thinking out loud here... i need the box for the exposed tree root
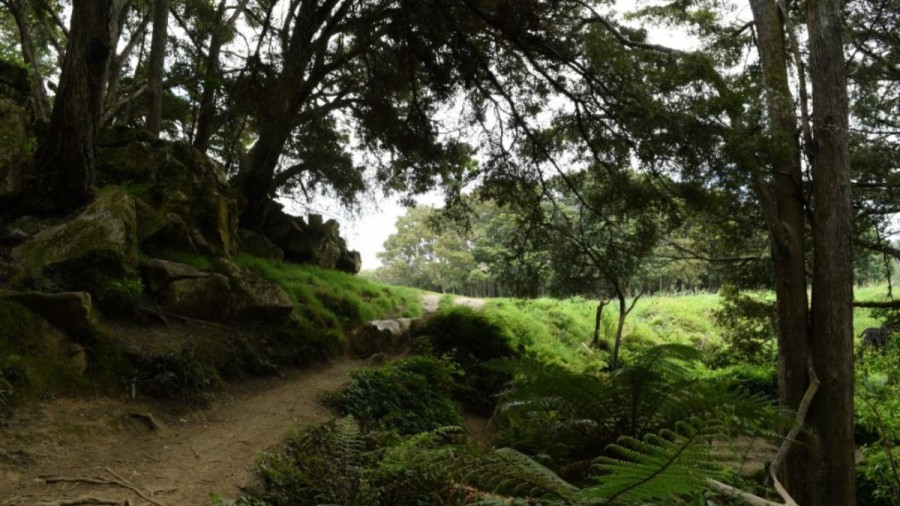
[37,497,131,506]
[40,468,167,506]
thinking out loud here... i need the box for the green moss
[157,249,214,270]
[0,299,92,403]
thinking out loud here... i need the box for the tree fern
[492,345,787,474]
[581,417,731,504]
[256,416,378,506]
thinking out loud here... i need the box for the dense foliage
[326,356,461,435]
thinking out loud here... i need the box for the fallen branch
[706,479,783,506]
[768,359,820,505]
[706,359,820,506]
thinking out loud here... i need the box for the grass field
[459,283,896,369]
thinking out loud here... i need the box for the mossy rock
[158,273,232,320]
[0,298,90,401]
[96,136,238,257]
[11,186,138,291]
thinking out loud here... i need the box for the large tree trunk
[807,0,856,501]
[233,116,296,228]
[747,0,812,500]
[146,0,169,138]
[27,0,120,213]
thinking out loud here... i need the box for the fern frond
[582,417,729,504]
[401,441,580,503]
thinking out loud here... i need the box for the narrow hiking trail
[0,293,487,506]
[0,359,363,506]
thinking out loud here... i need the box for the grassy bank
[465,284,894,369]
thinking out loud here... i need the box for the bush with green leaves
[711,286,777,365]
[855,339,900,504]
[96,277,144,316]
[422,306,518,413]
[326,356,461,434]
[125,348,220,405]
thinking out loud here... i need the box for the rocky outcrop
[237,229,284,261]
[11,186,138,290]
[211,259,293,320]
[144,258,210,294]
[95,131,238,257]
[349,318,416,356]
[258,202,362,274]
[0,61,32,203]
[147,258,293,322]
[2,291,94,337]
[159,274,232,321]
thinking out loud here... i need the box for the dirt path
[0,293,491,506]
[0,358,363,506]
[420,293,486,313]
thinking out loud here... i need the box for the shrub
[125,348,219,405]
[422,306,518,413]
[326,356,461,435]
[96,277,144,316]
[703,363,779,400]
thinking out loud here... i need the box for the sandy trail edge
[0,358,362,506]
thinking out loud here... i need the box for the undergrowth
[422,306,519,413]
[325,356,461,434]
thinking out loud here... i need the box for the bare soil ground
[0,358,362,506]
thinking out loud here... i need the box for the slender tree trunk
[193,0,249,153]
[807,0,856,501]
[747,0,812,499]
[7,0,51,122]
[591,300,608,347]
[146,0,169,138]
[611,293,626,370]
[610,290,643,370]
[26,0,120,213]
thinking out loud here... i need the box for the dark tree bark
[146,0,169,138]
[192,0,249,153]
[591,299,609,348]
[610,286,641,371]
[807,0,856,501]
[4,0,51,122]
[26,0,120,213]
[746,0,812,499]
